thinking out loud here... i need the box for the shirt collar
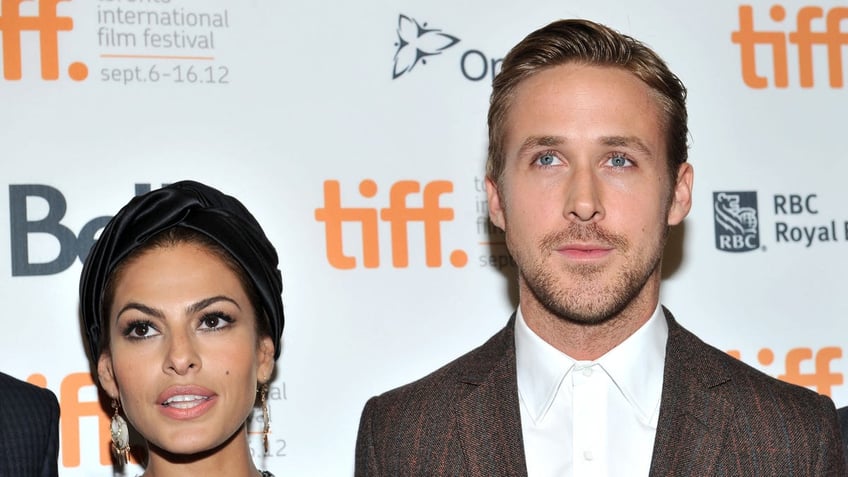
[514,305,668,424]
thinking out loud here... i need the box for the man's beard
[517,222,666,325]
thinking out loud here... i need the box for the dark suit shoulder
[356,321,517,476]
[0,372,60,477]
[653,312,844,475]
[670,318,830,405]
[368,321,512,408]
[839,406,848,436]
[0,372,59,416]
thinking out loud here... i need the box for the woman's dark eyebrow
[115,303,163,323]
[187,295,241,314]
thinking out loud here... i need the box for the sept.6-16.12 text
[100,64,230,85]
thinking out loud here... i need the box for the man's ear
[97,352,119,398]
[667,163,693,226]
[486,176,506,231]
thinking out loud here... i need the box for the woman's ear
[97,352,119,398]
[257,336,275,383]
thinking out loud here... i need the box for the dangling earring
[259,383,270,454]
[110,398,130,465]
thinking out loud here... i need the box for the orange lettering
[0,0,75,80]
[790,7,825,87]
[381,180,454,267]
[734,4,848,89]
[788,7,848,88]
[26,372,48,387]
[732,5,788,88]
[60,372,111,467]
[779,346,843,396]
[316,179,464,269]
[824,8,848,87]
[314,180,380,269]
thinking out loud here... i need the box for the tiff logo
[731,5,848,88]
[314,179,468,269]
[0,0,87,80]
[728,346,843,396]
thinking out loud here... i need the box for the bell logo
[0,0,88,80]
[314,179,468,269]
[731,5,848,88]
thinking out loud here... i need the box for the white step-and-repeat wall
[2,0,845,475]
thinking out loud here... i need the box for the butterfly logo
[392,14,460,79]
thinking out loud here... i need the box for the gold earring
[259,383,270,454]
[110,398,130,465]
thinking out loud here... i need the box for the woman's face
[97,242,275,456]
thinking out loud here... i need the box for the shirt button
[583,450,594,461]
[582,367,593,377]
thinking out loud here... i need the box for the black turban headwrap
[79,180,284,361]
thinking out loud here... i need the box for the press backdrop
[2,0,846,475]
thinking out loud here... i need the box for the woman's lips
[157,386,217,420]
[162,394,210,409]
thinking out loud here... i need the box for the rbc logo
[714,191,760,252]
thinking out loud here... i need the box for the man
[354,19,846,476]
[840,406,848,464]
[0,372,60,477]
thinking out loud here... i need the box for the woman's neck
[141,428,260,477]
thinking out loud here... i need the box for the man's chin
[545,302,623,326]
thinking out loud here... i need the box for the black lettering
[460,50,487,81]
[774,195,787,214]
[775,222,788,242]
[9,185,77,276]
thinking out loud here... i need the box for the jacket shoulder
[355,321,517,476]
[673,321,830,405]
[368,321,513,410]
[0,372,59,414]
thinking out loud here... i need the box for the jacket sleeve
[39,387,61,477]
[815,394,847,477]
[354,396,380,477]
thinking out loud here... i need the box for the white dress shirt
[514,305,668,477]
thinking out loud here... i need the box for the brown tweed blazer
[838,406,848,468]
[355,309,846,476]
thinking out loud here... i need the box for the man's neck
[519,279,661,361]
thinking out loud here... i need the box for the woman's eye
[202,316,220,329]
[124,321,158,339]
[199,313,233,331]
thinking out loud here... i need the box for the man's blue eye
[610,155,629,167]
[538,153,557,166]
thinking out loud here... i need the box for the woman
[79,180,284,477]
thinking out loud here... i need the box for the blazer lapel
[649,309,735,476]
[455,317,529,477]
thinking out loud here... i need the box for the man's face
[487,63,692,325]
